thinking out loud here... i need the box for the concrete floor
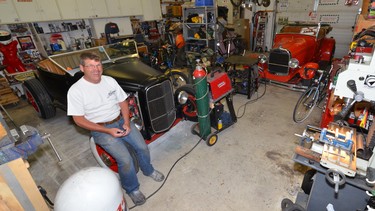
[4,84,322,210]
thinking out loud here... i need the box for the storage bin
[195,0,214,6]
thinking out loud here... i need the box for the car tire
[174,84,198,122]
[23,78,56,119]
[301,169,316,194]
[89,137,139,174]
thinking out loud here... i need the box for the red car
[257,23,336,89]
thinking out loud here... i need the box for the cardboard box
[354,14,375,34]
[166,5,182,17]
[137,45,148,54]
[93,38,107,47]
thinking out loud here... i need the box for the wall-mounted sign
[17,36,35,51]
[319,14,340,23]
[319,0,339,5]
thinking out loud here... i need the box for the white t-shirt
[67,75,128,123]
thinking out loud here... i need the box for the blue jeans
[91,117,154,193]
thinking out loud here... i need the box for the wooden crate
[0,158,49,211]
[0,78,9,89]
[0,76,19,106]
[0,93,19,106]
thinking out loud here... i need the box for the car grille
[268,48,290,75]
[146,80,176,133]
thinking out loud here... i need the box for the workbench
[224,55,258,99]
[293,149,372,210]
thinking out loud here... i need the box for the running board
[262,79,308,92]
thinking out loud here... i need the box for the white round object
[54,167,126,211]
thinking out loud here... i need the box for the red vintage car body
[258,23,336,87]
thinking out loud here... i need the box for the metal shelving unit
[182,5,217,55]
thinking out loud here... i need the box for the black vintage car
[23,40,194,142]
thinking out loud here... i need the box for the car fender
[298,62,319,79]
[319,37,336,61]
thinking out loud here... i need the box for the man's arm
[119,100,131,135]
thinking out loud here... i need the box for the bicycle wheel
[293,87,319,123]
[317,76,329,106]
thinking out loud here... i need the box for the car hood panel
[274,35,317,63]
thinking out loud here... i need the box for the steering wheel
[325,168,346,193]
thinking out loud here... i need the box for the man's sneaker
[149,170,165,182]
[128,190,146,206]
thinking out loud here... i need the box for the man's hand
[108,127,127,137]
[122,123,131,136]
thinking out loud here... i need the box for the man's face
[80,59,103,84]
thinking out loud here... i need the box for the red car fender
[319,37,336,61]
[257,62,267,78]
[299,62,318,79]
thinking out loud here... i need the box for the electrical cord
[236,80,267,119]
[129,132,204,210]
[129,102,213,209]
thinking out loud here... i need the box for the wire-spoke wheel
[293,87,319,123]
[168,70,191,93]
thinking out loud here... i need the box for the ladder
[252,13,268,52]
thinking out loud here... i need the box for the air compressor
[192,61,237,146]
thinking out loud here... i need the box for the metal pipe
[356,133,364,156]
[42,133,62,162]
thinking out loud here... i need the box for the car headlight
[258,54,267,64]
[177,91,189,104]
[131,116,143,131]
[288,58,299,68]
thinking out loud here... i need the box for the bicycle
[216,18,246,64]
[292,65,333,123]
[161,43,192,91]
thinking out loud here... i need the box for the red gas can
[207,71,233,101]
